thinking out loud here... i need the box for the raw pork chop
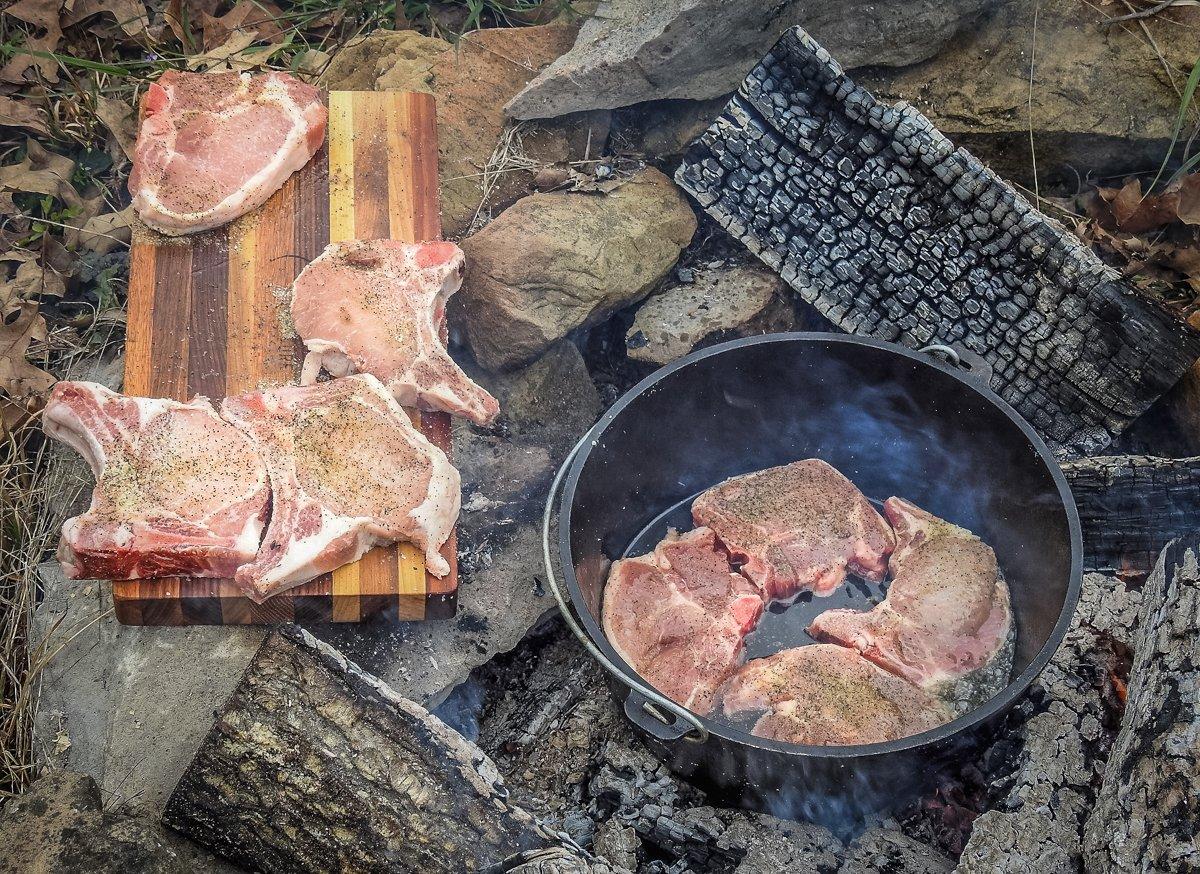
[43,381,269,580]
[721,645,951,745]
[602,527,764,714]
[692,459,895,601]
[221,374,459,602]
[808,498,1012,688]
[130,70,326,235]
[291,240,499,425]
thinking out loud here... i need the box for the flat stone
[458,167,697,371]
[324,25,610,237]
[0,771,236,873]
[32,564,266,816]
[857,0,1198,184]
[506,0,993,119]
[625,263,795,366]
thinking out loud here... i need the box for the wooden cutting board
[116,91,457,625]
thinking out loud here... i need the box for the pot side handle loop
[918,343,995,390]
[542,428,710,745]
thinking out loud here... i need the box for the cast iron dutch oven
[543,333,1082,825]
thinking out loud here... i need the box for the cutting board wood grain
[116,91,457,625]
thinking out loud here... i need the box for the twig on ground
[1105,0,1184,24]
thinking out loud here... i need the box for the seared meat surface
[602,527,764,715]
[292,240,499,425]
[692,459,894,600]
[808,497,1012,688]
[130,70,326,235]
[721,644,951,745]
[43,382,269,580]
[221,375,459,602]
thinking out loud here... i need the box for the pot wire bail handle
[918,343,995,389]
[542,428,710,744]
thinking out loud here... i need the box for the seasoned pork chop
[692,459,895,601]
[220,375,459,602]
[292,240,499,425]
[43,381,269,580]
[130,70,326,235]
[721,645,951,745]
[602,527,764,715]
[808,498,1012,688]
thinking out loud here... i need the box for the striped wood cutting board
[116,91,457,625]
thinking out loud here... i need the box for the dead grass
[0,426,76,799]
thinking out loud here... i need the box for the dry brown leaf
[62,0,150,37]
[1178,174,1200,226]
[77,207,133,254]
[291,48,330,81]
[200,0,285,52]
[0,139,77,203]
[186,30,259,71]
[0,95,48,135]
[1106,178,1180,234]
[1,140,107,247]
[95,96,137,160]
[0,301,55,432]
[0,251,66,314]
[0,0,64,84]
[165,0,223,52]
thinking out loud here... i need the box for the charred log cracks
[1082,537,1200,871]
[162,627,606,874]
[960,532,1200,872]
[676,27,1200,456]
[1061,454,1200,575]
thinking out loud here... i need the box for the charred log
[676,27,1200,456]
[1061,454,1200,575]
[473,625,958,872]
[955,570,1142,872]
[162,627,600,874]
[1082,536,1200,871]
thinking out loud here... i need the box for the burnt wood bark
[676,26,1200,456]
[955,571,1142,872]
[1061,455,1200,574]
[1082,536,1200,872]
[162,627,601,874]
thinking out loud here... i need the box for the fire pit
[546,333,1081,824]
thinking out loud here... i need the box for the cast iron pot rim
[557,331,1084,759]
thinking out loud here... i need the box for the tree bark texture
[162,627,600,873]
[1082,537,1200,872]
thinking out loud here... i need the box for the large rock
[505,0,995,119]
[857,0,1197,185]
[625,263,795,366]
[32,565,265,816]
[0,771,235,874]
[323,25,610,237]
[458,168,697,371]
